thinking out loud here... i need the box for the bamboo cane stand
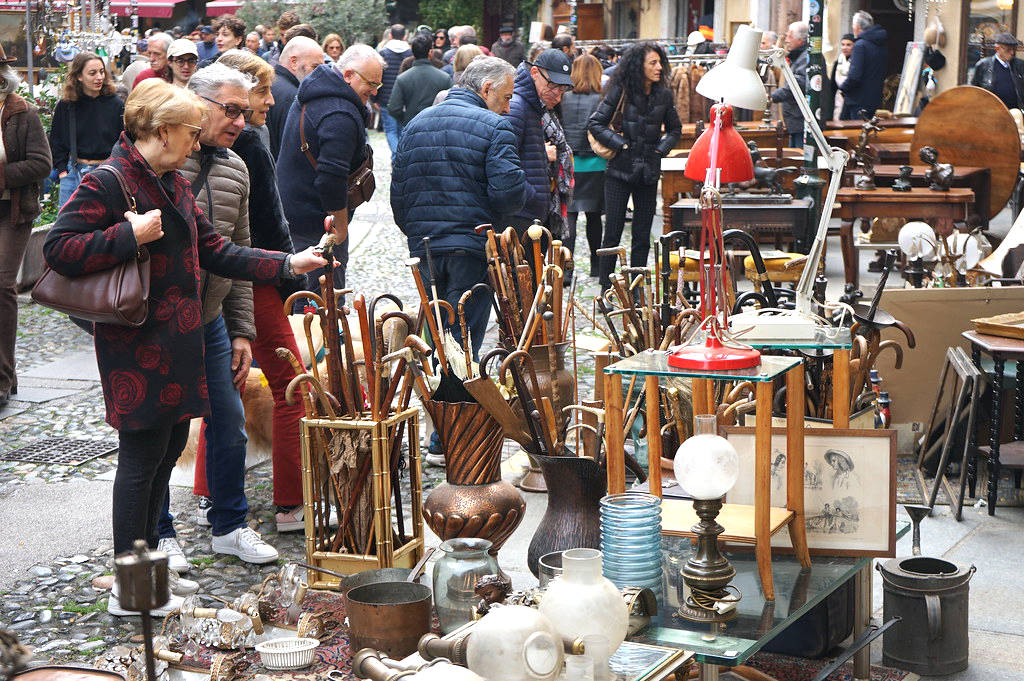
[300,406,424,589]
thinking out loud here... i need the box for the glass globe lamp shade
[673,415,739,500]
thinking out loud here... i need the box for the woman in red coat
[42,79,326,616]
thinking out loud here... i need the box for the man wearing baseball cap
[505,48,573,231]
[970,32,1024,110]
[197,25,218,62]
[166,38,199,87]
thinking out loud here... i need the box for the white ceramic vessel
[537,548,628,653]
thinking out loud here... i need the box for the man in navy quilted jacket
[391,56,526,358]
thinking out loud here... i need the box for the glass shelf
[713,325,852,351]
[632,522,910,666]
[605,350,800,382]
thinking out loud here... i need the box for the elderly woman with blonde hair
[176,49,314,541]
[0,58,52,409]
[42,78,327,617]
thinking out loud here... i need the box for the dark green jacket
[388,59,453,126]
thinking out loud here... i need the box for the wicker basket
[254,637,320,670]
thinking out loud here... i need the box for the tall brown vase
[421,400,525,558]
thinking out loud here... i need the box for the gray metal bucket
[879,556,976,676]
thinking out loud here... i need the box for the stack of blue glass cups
[599,492,663,591]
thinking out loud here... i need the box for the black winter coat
[840,24,888,116]
[277,65,368,250]
[505,64,550,223]
[587,81,681,185]
[970,55,1024,109]
[267,64,299,160]
[771,44,809,136]
[233,126,303,302]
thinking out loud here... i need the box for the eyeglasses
[180,122,202,144]
[171,55,198,65]
[538,69,572,93]
[200,95,253,122]
[353,70,383,90]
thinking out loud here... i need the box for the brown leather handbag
[299,104,376,210]
[31,165,151,327]
[587,89,626,161]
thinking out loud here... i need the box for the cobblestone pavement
[0,130,628,662]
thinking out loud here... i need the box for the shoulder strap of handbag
[299,104,318,169]
[610,87,626,131]
[193,152,215,193]
[93,164,136,213]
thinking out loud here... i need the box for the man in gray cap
[491,24,524,66]
[505,48,573,231]
[971,32,1024,110]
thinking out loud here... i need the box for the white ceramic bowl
[254,636,320,670]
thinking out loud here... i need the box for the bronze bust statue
[919,146,954,191]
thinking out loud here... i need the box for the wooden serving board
[972,311,1024,339]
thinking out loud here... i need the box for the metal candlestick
[113,539,169,681]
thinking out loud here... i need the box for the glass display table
[603,352,810,601]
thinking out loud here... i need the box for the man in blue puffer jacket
[391,56,525,358]
[505,48,573,232]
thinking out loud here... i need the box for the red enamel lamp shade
[684,103,754,184]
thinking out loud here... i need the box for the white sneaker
[158,537,190,573]
[211,527,279,564]
[196,497,212,527]
[107,584,185,617]
[275,505,338,533]
[425,452,446,467]
[168,569,199,596]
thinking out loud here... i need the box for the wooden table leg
[605,372,626,495]
[988,356,1004,516]
[786,363,811,568]
[839,219,858,288]
[833,348,851,428]
[968,346,982,498]
[755,380,775,601]
[693,378,712,417]
[645,375,663,497]
[853,562,872,681]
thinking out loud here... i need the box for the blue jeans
[416,249,490,359]
[379,108,402,154]
[158,315,248,539]
[58,161,102,207]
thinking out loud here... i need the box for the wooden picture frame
[722,427,897,557]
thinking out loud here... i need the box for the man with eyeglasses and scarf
[505,48,574,237]
[277,44,384,302]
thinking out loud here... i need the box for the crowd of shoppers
[20,9,911,620]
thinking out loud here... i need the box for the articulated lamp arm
[767,47,850,314]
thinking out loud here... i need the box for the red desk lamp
[667,99,760,370]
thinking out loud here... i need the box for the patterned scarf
[542,109,574,239]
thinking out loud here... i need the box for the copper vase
[422,400,525,557]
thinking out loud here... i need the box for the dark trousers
[114,420,190,554]
[0,215,29,395]
[417,250,490,359]
[788,132,803,148]
[567,211,603,263]
[840,102,875,120]
[598,176,659,287]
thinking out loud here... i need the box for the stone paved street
[0,130,608,662]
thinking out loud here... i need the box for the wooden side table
[843,165,992,227]
[836,187,974,288]
[670,198,814,253]
[962,330,1024,516]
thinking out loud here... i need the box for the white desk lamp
[694,26,851,339]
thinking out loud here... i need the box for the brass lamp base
[676,594,739,623]
[675,497,741,624]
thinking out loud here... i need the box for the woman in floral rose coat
[42,80,326,616]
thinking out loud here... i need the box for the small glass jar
[432,538,498,634]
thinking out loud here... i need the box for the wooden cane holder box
[299,406,424,589]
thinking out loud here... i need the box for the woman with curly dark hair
[588,41,680,288]
[49,52,123,206]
